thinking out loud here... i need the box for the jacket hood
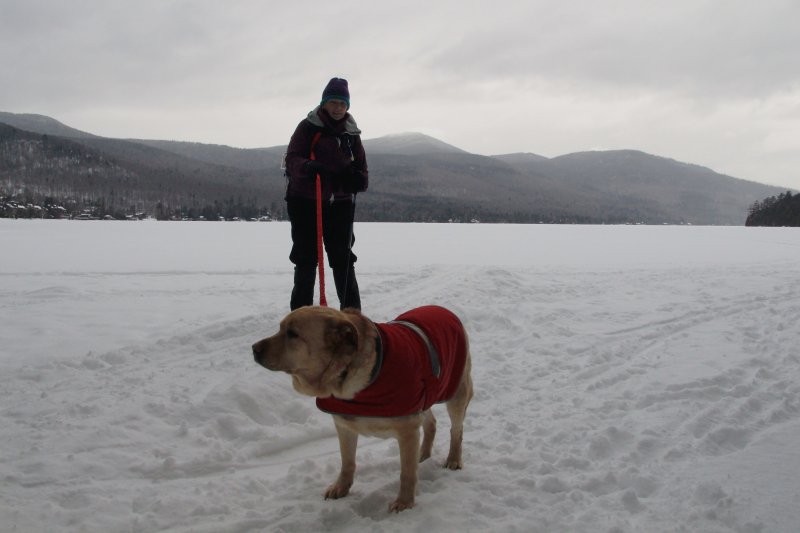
[307,106,361,135]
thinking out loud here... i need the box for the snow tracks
[2,262,799,532]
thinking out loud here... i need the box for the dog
[252,305,473,512]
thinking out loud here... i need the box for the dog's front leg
[389,423,421,512]
[325,421,358,500]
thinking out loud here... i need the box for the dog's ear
[325,318,358,356]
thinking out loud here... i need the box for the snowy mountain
[363,132,468,155]
[0,111,98,139]
[0,111,788,224]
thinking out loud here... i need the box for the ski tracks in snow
[2,263,800,532]
[455,264,800,532]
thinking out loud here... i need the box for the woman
[284,77,369,310]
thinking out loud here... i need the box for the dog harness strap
[367,323,384,387]
[388,320,441,378]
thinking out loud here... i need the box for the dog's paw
[388,498,415,513]
[443,458,463,470]
[324,483,351,500]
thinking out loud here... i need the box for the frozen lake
[1,219,799,532]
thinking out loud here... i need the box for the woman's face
[323,99,348,120]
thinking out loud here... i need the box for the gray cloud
[427,1,800,98]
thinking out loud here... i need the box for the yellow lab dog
[252,305,473,512]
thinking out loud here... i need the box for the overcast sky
[2,0,799,189]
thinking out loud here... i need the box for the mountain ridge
[0,112,99,140]
[0,111,790,224]
[362,132,468,155]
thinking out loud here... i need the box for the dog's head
[252,306,361,398]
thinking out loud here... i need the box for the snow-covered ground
[1,219,799,532]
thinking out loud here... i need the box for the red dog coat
[316,306,468,417]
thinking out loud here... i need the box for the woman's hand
[303,160,331,179]
[338,165,368,193]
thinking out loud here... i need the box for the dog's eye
[286,329,299,340]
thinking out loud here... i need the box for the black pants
[287,197,361,310]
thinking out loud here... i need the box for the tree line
[745,191,800,227]
[1,187,277,221]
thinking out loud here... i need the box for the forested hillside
[1,123,283,220]
[1,113,790,224]
[746,191,800,226]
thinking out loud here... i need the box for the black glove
[348,169,368,193]
[338,165,368,193]
[303,160,330,179]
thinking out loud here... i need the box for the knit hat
[320,77,350,109]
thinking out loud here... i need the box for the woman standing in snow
[283,77,369,310]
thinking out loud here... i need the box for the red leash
[310,132,327,307]
[315,173,327,307]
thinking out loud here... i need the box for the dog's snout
[252,341,263,364]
